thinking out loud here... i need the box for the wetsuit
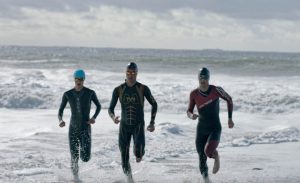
[187,85,232,176]
[58,87,101,173]
[108,81,157,175]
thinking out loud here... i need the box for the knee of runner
[204,146,215,158]
[120,145,129,151]
[205,140,219,158]
[205,150,213,158]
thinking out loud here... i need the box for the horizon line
[1,44,300,54]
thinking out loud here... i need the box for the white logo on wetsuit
[123,94,139,104]
[198,99,213,109]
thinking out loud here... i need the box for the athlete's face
[74,78,84,88]
[199,78,209,88]
[126,69,137,83]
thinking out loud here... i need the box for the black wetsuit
[58,87,101,169]
[108,82,157,175]
[187,85,233,176]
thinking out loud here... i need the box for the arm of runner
[58,93,68,127]
[144,86,157,129]
[90,90,101,122]
[108,87,120,124]
[59,121,65,127]
[228,118,234,128]
[187,111,199,120]
[87,118,95,124]
[187,91,198,120]
[216,86,234,127]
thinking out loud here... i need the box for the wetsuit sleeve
[144,86,157,125]
[187,91,196,117]
[91,91,101,119]
[108,87,119,120]
[58,92,68,121]
[215,86,233,119]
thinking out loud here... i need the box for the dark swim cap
[127,62,138,71]
[198,67,210,80]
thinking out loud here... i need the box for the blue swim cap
[74,69,85,80]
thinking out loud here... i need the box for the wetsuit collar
[199,85,209,92]
[198,85,211,96]
[74,86,85,92]
[125,80,137,87]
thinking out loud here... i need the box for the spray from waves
[146,122,300,160]
[224,76,300,114]
[0,67,299,115]
[1,46,300,112]
[0,68,124,109]
[226,127,300,147]
[233,89,300,114]
[0,69,68,109]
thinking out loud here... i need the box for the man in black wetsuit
[187,67,234,183]
[108,62,157,180]
[58,69,101,178]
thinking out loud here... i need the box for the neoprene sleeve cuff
[228,111,232,119]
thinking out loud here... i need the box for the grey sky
[1,0,300,52]
[2,0,300,20]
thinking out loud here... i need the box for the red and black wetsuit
[187,85,233,175]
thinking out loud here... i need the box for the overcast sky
[1,0,300,52]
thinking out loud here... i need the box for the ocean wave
[1,46,300,113]
[1,46,300,75]
[0,70,61,109]
[233,93,300,114]
[157,122,184,136]
[0,59,51,64]
[14,168,53,176]
[0,68,300,115]
[228,127,300,147]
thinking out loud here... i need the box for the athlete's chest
[67,91,91,104]
[122,87,140,105]
[194,89,219,110]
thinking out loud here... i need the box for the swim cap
[74,69,85,80]
[198,67,210,80]
[127,62,138,71]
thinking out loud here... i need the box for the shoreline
[0,109,299,182]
